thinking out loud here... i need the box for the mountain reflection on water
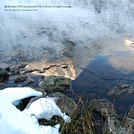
[0,0,134,114]
[72,54,134,114]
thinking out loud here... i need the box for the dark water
[72,55,134,114]
[1,0,134,115]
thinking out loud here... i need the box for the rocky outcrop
[16,63,27,69]
[10,63,27,75]
[90,99,134,133]
[25,92,76,115]
[0,68,9,81]
[90,99,117,118]
[106,114,134,134]
[108,83,134,98]
[40,75,71,92]
[128,106,134,119]
[48,92,77,114]
[14,74,27,83]
[10,67,20,75]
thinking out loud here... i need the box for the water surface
[1,0,134,114]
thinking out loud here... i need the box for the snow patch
[0,87,71,134]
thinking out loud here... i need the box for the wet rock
[106,115,134,134]
[38,70,45,73]
[90,99,134,133]
[107,83,134,98]
[90,99,116,118]
[128,107,134,119]
[48,92,77,114]
[14,74,27,83]
[40,75,71,92]
[22,69,34,74]
[0,68,9,81]
[63,49,74,57]
[0,83,4,89]
[62,40,76,47]
[38,76,46,86]
[10,67,20,75]
[26,92,76,115]
[34,69,45,73]
[62,40,76,51]
[9,63,27,75]
[26,77,34,84]
[5,67,10,72]
[17,63,27,68]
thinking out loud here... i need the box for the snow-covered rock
[23,97,71,123]
[0,87,71,134]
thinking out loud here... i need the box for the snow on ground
[0,87,70,134]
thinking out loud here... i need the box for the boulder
[14,74,27,83]
[90,99,116,118]
[48,92,77,114]
[10,67,20,75]
[0,68,9,81]
[90,99,134,133]
[25,92,76,115]
[40,75,71,92]
[108,83,134,98]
